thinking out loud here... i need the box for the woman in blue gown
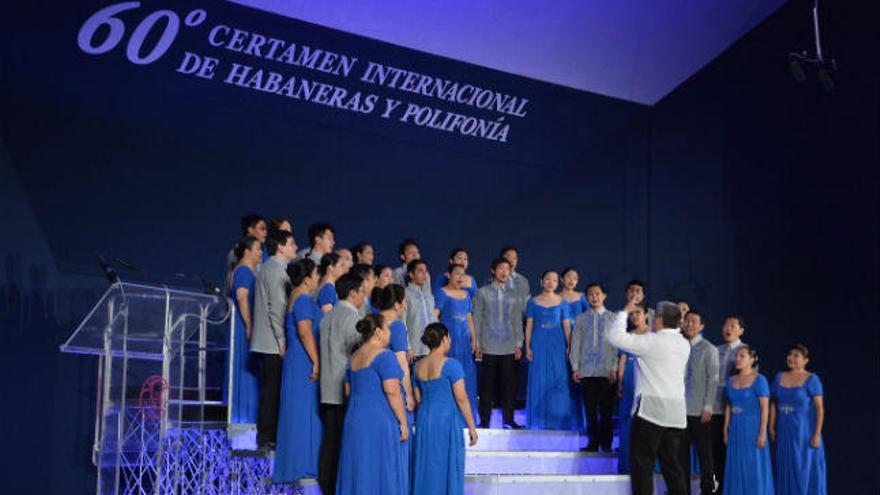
[434,264,478,415]
[412,322,478,495]
[371,265,394,314]
[559,268,588,327]
[434,249,478,299]
[336,314,409,495]
[273,259,322,483]
[615,303,651,473]
[317,252,344,313]
[227,236,261,424]
[377,284,416,481]
[770,345,826,495]
[524,270,580,430]
[723,345,774,495]
[351,241,375,266]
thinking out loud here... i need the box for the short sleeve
[754,374,770,397]
[232,266,255,291]
[560,300,571,321]
[579,294,588,313]
[389,320,408,352]
[525,298,537,319]
[434,288,447,311]
[444,358,465,383]
[293,295,317,323]
[467,295,474,313]
[806,374,824,397]
[375,350,404,381]
[771,372,782,397]
[344,365,351,385]
[318,284,337,307]
[466,280,478,299]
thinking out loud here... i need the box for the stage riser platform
[291,476,693,494]
[466,451,617,475]
[231,423,599,454]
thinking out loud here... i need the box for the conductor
[607,300,691,495]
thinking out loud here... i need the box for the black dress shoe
[503,422,524,430]
[478,422,490,429]
[580,444,599,452]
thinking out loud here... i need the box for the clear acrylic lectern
[60,281,232,495]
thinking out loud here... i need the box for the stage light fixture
[788,58,807,83]
[787,0,837,92]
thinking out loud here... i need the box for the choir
[226,214,827,495]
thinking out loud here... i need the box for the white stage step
[294,475,691,494]
[467,427,585,452]
[466,450,617,475]
[233,422,594,453]
[227,410,703,494]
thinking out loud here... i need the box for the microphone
[114,257,142,272]
[199,276,222,296]
[173,271,222,296]
[96,255,119,285]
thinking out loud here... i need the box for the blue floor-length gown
[617,350,637,473]
[772,373,827,495]
[388,318,413,485]
[435,288,477,414]
[227,265,259,424]
[336,350,407,495]
[272,294,323,483]
[724,374,774,495]
[412,358,467,495]
[525,298,581,430]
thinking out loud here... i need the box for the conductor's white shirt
[606,312,690,429]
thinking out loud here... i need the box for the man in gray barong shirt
[250,229,297,449]
[680,309,720,495]
[404,259,436,360]
[473,257,523,429]
[498,246,530,320]
[392,238,432,295]
[317,273,365,495]
[297,222,335,263]
[570,283,619,452]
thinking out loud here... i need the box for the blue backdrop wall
[648,2,879,493]
[0,0,876,493]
